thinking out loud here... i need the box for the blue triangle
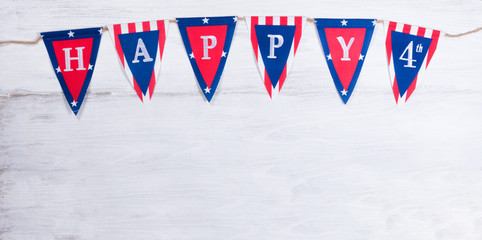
[118,31,159,95]
[41,27,103,115]
[255,25,295,88]
[391,31,432,97]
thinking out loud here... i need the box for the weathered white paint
[1,0,482,239]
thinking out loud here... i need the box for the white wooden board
[1,0,482,239]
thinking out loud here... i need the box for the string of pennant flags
[1,16,481,115]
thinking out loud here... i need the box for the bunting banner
[246,16,306,99]
[32,16,456,113]
[315,19,376,104]
[177,16,237,102]
[107,20,169,103]
[384,21,442,104]
[41,27,103,115]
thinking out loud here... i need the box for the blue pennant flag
[41,27,103,115]
[107,20,170,103]
[245,16,306,99]
[384,21,442,104]
[177,16,237,102]
[315,19,376,104]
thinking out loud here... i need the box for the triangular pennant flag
[315,19,376,104]
[41,27,103,115]
[384,21,442,104]
[107,20,169,103]
[177,16,237,102]
[246,16,306,99]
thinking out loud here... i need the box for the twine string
[444,27,482,37]
[0,35,42,45]
[0,17,480,45]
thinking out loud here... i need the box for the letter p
[201,35,217,60]
[267,34,284,59]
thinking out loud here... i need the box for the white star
[56,66,61,73]
[189,52,195,59]
[372,19,377,26]
[341,89,348,96]
[233,16,238,22]
[359,54,364,60]
[204,87,211,93]
[88,64,93,70]
[70,100,77,107]
[202,17,209,24]
[98,28,103,34]
[341,19,348,26]
[327,53,332,60]
[222,51,227,57]
[67,31,74,37]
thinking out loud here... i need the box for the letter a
[132,38,153,63]
[267,34,284,59]
[336,36,355,61]
[200,36,217,60]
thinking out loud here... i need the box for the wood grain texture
[1,0,482,239]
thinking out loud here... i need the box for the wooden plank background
[1,0,482,239]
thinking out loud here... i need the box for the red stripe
[128,23,136,33]
[266,16,273,25]
[148,69,156,100]
[294,16,302,54]
[426,30,440,67]
[392,76,399,104]
[113,24,125,67]
[279,65,287,90]
[264,70,272,98]
[417,27,426,37]
[142,21,150,31]
[279,16,288,90]
[405,75,417,101]
[386,21,397,65]
[280,16,287,25]
[142,22,151,32]
[402,24,411,34]
[132,77,144,102]
[404,28,425,100]
[250,17,259,61]
[157,20,167,60]
[144,22,157,100]
[264,17,273,98]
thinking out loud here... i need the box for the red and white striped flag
[245,16,306,99]
[384,21,442,104]
[107,20,169,103]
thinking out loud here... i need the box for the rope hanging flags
[245,16,306,99]
[1,15,481,114]
[41,27,103,115]
[315,19,376,104]
[177,16,237,102]
[384,21,442,104]
[107,20,170,103]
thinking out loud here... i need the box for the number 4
[399,41,416,68]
